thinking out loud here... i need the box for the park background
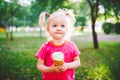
[0,0,120,80]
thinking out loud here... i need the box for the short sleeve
[35,44,47,60]
[71,41,80,58]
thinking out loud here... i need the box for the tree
[0,0,20,40]
[86,0,120,49]
[86,0,99,49]
[100,0,120,21]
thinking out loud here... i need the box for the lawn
[0,34,120,80]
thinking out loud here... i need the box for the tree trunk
[10,5,13,41]
[40,27,42,36]
[10,26,13,40]
[104,9,107,21]
[5,30,9,38]
[91,9,99,49]
[5,22,9,38]
[87,0,99,49]
[92,20,99,49]
[10,19,13,41]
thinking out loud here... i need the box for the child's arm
[67,56,80,69]
[37,58,61,73]
[60,56,80,71]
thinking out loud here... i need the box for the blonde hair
[39,9,76,40]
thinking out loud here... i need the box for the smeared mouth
[55,32,63,34]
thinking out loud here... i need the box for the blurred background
[0,0,120,80]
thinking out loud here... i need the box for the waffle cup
[53,59,64,66]
[52,52,64,66]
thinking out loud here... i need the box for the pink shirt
[35,40,80,80]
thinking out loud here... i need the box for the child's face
[47,15,68,40]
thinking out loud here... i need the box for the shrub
[114,22,120,34]
[102,23,114,34]
[87,63,114,80]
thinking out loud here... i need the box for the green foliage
[0,0,68,27]
[102,23,114,34]
[0,35,120,80]
[114,22,120,34]
[0,37,46,80]
[76,64,114,80]
[87,64,113,80]
[76,16,87,27]
[100,0,120,20]
[75,41,120,80]
[102,22,120,34]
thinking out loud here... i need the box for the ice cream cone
[53,59,64,66]
[52,52,64,66]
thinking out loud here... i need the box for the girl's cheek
[50,27,56,32]
[62,28,67,32]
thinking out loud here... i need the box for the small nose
[56,26,61,30]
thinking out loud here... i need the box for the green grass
[0,36,120,80]
[0,37,46,80]
[75,41,120,80]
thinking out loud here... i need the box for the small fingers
[54,66,61,72]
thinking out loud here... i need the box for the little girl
[35,9,81,80]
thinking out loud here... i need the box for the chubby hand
[50,63,68,73]
[59,63,68,72]
[50,64,61,73]
[54,66,62,73]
